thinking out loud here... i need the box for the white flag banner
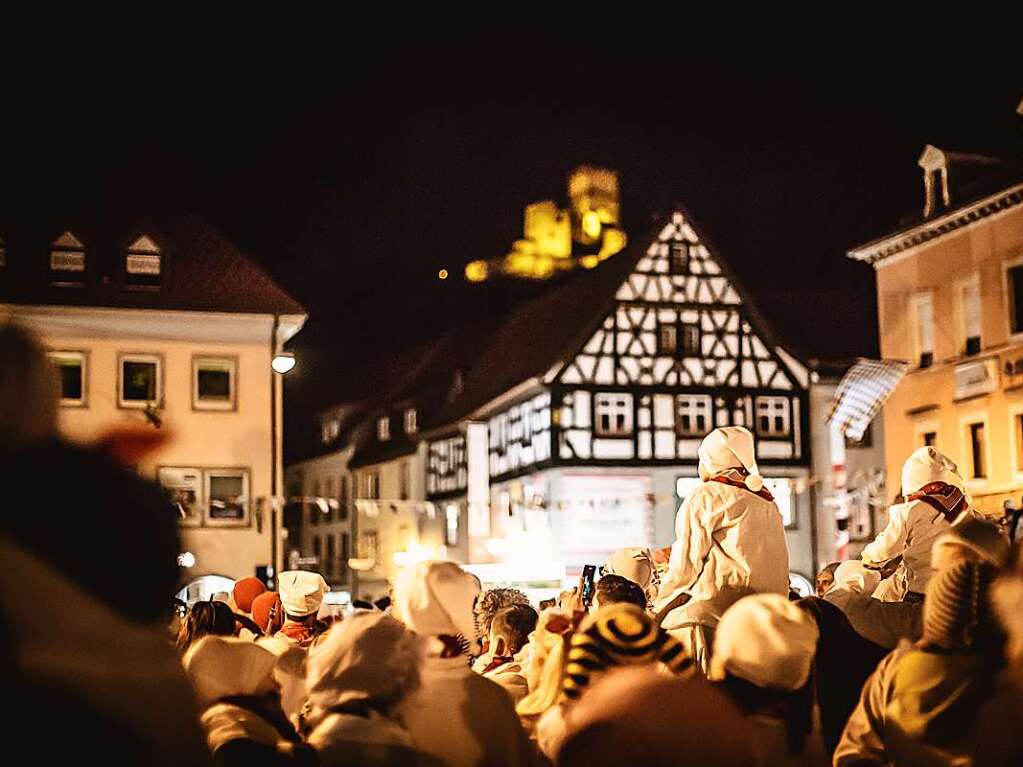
[828,358,909,441]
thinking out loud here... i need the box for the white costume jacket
[655,479,790,631]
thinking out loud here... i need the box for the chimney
[917,144,950,218]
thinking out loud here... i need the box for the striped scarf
[562,603,691,700]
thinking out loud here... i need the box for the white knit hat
[278,570,328,617]
[831,560,881,596]
[698,426,764,492]
[393,560,480,642]
[901,446,966,497]
[709,594,819,691]
[604,547,654,592]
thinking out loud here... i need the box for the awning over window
[828,358,909,441]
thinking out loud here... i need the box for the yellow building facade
[850,155,1023,514]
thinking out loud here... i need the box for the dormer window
[49,231,86,286]
[378,416,391,441]
[404,408,418,435]
[125,235,163,290]
[321,417,341,445]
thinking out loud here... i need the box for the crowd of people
[4,321,1023,765]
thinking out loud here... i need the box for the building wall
[285,447,353,589]
[351,445,446,601]
[875,206,1023,513]
[23,321,276,581]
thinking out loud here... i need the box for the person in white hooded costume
[654,426,789,671]
[860,446,969,602]
[304,611,442,766]
[393,560,532,767]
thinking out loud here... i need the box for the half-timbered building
[417,208,820,578]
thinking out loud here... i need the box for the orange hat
[233,577,267,614]
[251,591,283,634]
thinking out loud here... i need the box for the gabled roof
[423,205,804,430]
[0,212,305,316]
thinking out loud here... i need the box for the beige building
[0,215,306,586]
[850,128,1023,514]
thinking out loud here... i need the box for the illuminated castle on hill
[464,165,627,281]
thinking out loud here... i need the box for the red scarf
[481,655,515,675]
[711,468,774,502]
[907,481,967,522]
[278,622,316,648]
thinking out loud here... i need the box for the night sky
[3,54,1020,424]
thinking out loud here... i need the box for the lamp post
[271,318,297,583]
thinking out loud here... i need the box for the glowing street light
[271,352,297,374]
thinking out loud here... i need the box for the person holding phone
[654,426,789,672]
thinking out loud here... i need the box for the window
[763,478,795,528]
[657,323,678,355]
[360,531,379,563]
[338,476,349,521]
[193,356,236,411]
[325,477,336,521]
[49,350,87,407]
[659,322,700,358]
[911,293,935,368]
[670,242,689,274]
[1015,415,1023,473]
[957,276,981,356]
[362,472,380,500]
[313,536,322,565]
[118,353,161,408]
[49,231,86,285]
[594,393,633,437]
[405,408,418,434]
[125,235,162,290]
[399,461,410,500]
[204,468,250,527]
[676,394,712,437]
[681,323,701,357]
[1009,264,1023,335]
[339,533,350,575]
[325,534,336,576]
[321,417,340,445]
[755,396,791,437]
[378,416,390,441]
[445,503,460,546]
[310,479,322,525]
[0,236,6,268]
[968,422,987,479]
[923,431,937,447]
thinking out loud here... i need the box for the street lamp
[272,352,297,374]
[270,327,298,584]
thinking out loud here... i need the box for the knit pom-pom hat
[922,560,1003,652]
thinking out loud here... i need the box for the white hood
[698,426,764,492]
[393,560,481,642]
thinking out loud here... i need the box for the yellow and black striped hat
[562,602,691,700]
